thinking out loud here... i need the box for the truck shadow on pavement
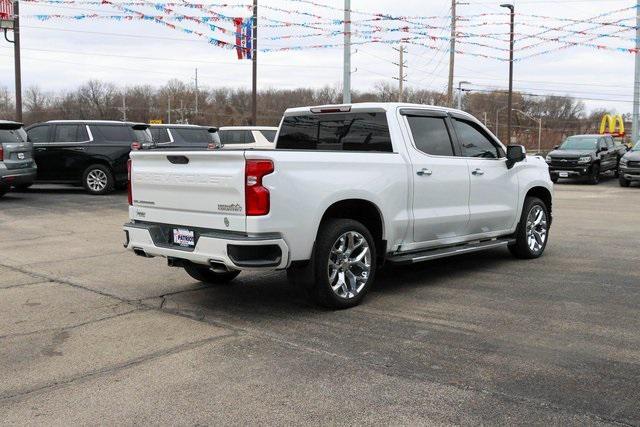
[166,249,513,318]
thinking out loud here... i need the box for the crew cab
[26,120,152,195]
[124,103,553,308]
[0,121,36,197]
[546,134,626,184]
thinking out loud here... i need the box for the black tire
[13,183,33,191]
[588,163,600,185]
[183,263,240,284]
[619,175,631,187]
[508,197,550,260]
[82,164,115,195]
[302,218,377,309]
[550,176,559,184]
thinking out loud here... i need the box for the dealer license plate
[559,172,569,178]
[172,228,195,248]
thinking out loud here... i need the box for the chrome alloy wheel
[327,231,372,299]
[526,205,548,253]
[87,169,108,192]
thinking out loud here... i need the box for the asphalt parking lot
[1,178,639,425]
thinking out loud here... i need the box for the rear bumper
[0,166,37,187]
[123,221,290,271]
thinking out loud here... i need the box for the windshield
[0,128,26,143]
[633,142,640,151]
[559,136,598,151]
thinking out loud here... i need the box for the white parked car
[124,103,553,309]
[218,126,278,149]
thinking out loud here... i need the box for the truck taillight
[245,159,274,216]
[0,145,3,161]
[127,159,133,206]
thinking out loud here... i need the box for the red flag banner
[0,0,13,20]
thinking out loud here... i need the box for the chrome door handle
[417,168,433,177]
[472,168,485,176]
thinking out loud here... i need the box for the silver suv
[0,121,37,197]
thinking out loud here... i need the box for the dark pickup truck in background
[545,134,627,184]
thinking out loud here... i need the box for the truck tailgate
[130,150,246,232]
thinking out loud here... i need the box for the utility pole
[251,0,258,125]
[13,0,21,122]
[167,96,171,124]
[447,0,456,107]
[501,3,515,144]
[343,0,351,104]
[632,0,640,145]
[119,91,127,121]
[194,68,198,119]
[393,44,406,102]
[180,99,184,123]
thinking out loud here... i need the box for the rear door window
[277,112,392,152]
[406,116,455,156]
[89,125,132,143]
[54,124,88,143]
[27,125,50,143]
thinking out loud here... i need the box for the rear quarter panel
[245,150,411,261]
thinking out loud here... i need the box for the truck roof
[283,102,476,119]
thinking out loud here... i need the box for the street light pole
[457,80,470,110]
[13,0,21,122]
[501,3,514,144]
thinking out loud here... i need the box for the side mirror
[554,145,560,150]
[506,145,526,169]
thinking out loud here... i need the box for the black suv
[545,134,626,184]
[25,120,151,194]
[149,124,221,150]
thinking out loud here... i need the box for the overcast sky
[0,0,636,113]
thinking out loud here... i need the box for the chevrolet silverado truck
[124,103,553,309]
[546,134,626,184]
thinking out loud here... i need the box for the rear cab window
[277,112,392,152]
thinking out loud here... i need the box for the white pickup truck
[124,103,553,309]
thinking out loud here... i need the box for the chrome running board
[388,238,515,266]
